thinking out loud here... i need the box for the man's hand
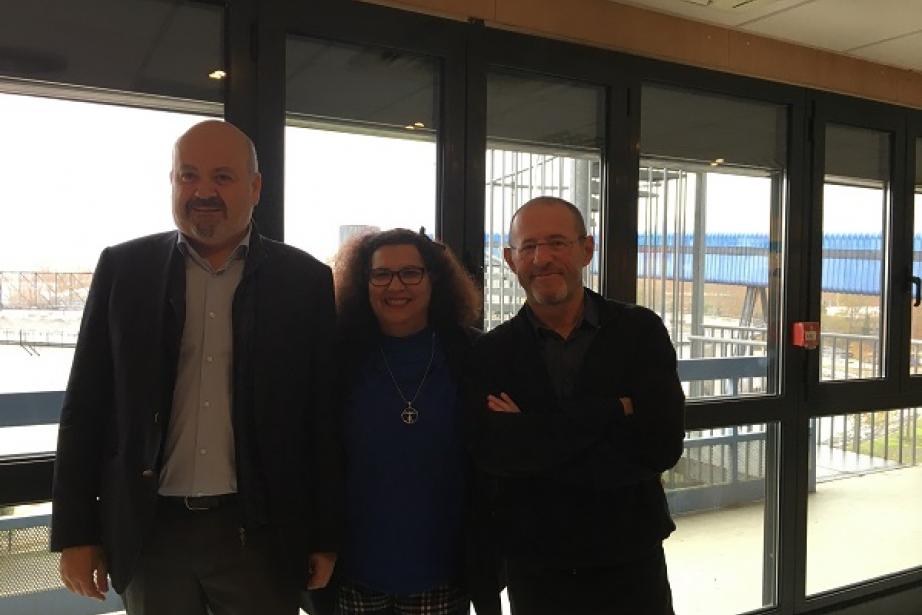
[620,396,634,416]
[306,552,336,589]
[487,392,521,413]
[60,545,108,600]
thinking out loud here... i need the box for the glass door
[637,83,790,615]
[802,98,922,608]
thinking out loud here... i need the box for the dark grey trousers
[122,501,301,615]
[506,545,675,615]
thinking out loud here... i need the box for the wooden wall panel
[815,51,904,103]
[727,32,819,89]
[494,0,730,70]
[358,0,922,108]
[899,73,922,108]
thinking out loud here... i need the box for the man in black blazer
[51,120,342,614]
[468,196,685,614]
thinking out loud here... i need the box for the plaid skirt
[337,579,469,615]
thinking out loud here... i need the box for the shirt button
[206,355,214,363]
[199,448,207,455]
[203,400,211,408]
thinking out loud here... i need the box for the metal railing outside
[666,328,922,513]
[813,409,920,474]
[665,424,769,491]
[0,272,92,310]
[0,330,78,352]
[820,331,881,380]
[673,325,898,396]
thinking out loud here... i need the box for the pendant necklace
[379,331,436,425]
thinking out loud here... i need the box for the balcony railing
[666,326,922,513]
[0,330,78,353]
[674,323,905,396]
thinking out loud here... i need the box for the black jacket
[50,229,343,593]
[467,290,685,567]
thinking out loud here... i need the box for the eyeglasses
[509,236,585,258]
[368,266,427,287]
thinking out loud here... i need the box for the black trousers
[506,545,674,615]
[122,499,301,615]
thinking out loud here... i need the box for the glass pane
[639,85,786,400]
[664,423,779,614]
[910,139,922,375]
[2,1,223,102]
[284,36,437,263]
[483,71,604,330]
[807,409,922,594]
[820,125,890,382]
[0,91,212,455]
[0,0,221,460]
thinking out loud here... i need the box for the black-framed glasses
[368,266,427,287]
[509,236,586,259]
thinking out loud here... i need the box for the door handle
[912,275,921,307]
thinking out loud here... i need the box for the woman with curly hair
[330,228,497,615]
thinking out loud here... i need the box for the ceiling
[610,0,922,72]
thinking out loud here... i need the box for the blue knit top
[341,328,468,594]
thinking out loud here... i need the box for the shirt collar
[176,225,251,273]
[525,289,599,337]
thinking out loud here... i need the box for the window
[820,125,891,382]
[483,71,604,330]
[0,1,222,458]
[664,423,780,614]
[284,36,438,264]
[0,93,212,458]
[807,408,922,594]
[638,85,787,400]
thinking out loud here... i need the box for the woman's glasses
[368,266,427,287]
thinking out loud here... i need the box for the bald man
[51,120,342,614]
[468,197,684,614]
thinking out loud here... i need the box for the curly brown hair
[333,228,481,341]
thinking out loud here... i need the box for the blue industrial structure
[486,232,921,295]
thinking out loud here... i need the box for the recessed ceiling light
[413,121,425,128]
[208,70,227,80]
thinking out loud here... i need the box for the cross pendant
[401,404,419,425]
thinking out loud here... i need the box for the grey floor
[4,466,921,615]
[666,465,922,615]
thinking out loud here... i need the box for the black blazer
[50,229,343,593]
[467,290,685,568]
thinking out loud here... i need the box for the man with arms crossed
[469,196,685,614]
[51,120,341,614]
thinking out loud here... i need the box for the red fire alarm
[792,322,820,349]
